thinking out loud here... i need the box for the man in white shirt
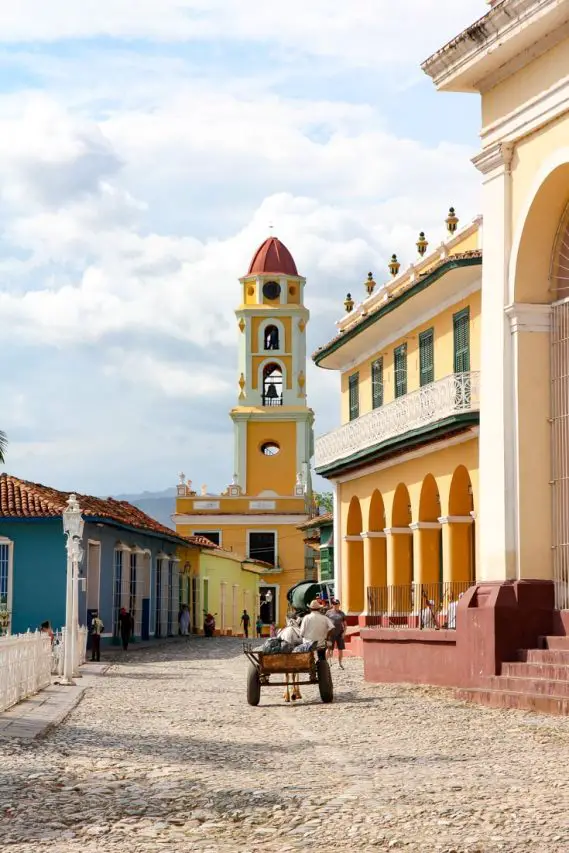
[300,600,335,660]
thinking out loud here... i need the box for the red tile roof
[298,512,334,531]
[0,473,186,544]
[247,236,299,276]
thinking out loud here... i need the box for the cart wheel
[247,664,261,706]
[317,659,333,703]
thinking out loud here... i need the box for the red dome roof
[247,237,298,276]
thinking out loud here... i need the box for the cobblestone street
[2,639,569,852]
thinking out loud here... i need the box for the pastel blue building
[0,473,189,642]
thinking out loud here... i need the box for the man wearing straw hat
[300,600,335,661]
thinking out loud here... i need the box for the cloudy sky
[0,0,487,497]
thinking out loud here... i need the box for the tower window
[248,532,276,566]
[264,325,280,351]
[262,363,283,406]
[261,442,280,456]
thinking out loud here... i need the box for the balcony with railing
[315,371,480,472]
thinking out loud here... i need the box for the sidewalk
[0,663,108,740]
[0,636,193,740]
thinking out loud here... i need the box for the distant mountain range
[114,487,176,529]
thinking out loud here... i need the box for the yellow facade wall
[198,551,262,636]
[287,280,301,304]
[339,438,478,612]
[176,522,306,628]
[246,420,297,495]
[340,290,481,424]
[482,36,569,128]
[339,439,478,535]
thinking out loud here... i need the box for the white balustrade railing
[52,626,88,676]
[0,631,52,713]
[315,371,480,470]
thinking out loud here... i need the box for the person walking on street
[326,599,347,669]
[240,609,251,638]
[255,616,263,638]
[179,605,191,636]
[118,607,134,651]
[300,600,335,661]
[90,611,104,662]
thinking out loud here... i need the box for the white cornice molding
[422,0,567,91]
[334,277,482,374]
[336,219,483,332]
[505,302,552,333]
[383,527,413,536]
[173,514,310,526]
[360,531,387,539]
[472,141,514,177]
[343,534,362,542]
[327,428,479,486]
[409,521,442,531]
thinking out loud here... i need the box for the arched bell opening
[264,324,280,351]
[262,362,283,406]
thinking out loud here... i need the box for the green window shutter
[348,372,359,421]
[453,308,470,373]
[419,328,434,386]
[394,343,407,399]
[371,358,384,409]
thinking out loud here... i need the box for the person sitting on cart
[300,600,335,661]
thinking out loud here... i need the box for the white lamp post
[62,494,84,685]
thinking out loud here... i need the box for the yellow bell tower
[233,236,314,497]
[174,236,315,629]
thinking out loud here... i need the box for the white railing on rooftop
[0,631,52,713]
[315,371,480,471]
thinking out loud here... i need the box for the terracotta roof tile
[247,236,298,276]
[0,473,185,543]
[298,512,334,531]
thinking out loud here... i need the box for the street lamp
[62,494,84,685]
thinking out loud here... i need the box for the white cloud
[103,351,232,399]
[0,2,486,494]
[0,1,487,71]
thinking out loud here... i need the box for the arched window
[262,363,283,406]
[264,325,280,351]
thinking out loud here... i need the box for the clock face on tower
[263,281,281,300]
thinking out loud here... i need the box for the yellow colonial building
[174,237,314,627]
[313,215,482,625]
[177,536,267,635]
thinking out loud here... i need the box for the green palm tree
[0,431,7,464]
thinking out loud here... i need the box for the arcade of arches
[340,444,477,616]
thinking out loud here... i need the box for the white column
[332,482,342,603]
[472,141,516,581]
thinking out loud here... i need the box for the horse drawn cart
[243,643,333,706]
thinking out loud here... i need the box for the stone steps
[456,633,569,716]
[519,648,569,665]
[456,686,569,715]
[543,635,569,651]
[486,674,569,697]
[502,660,569,680]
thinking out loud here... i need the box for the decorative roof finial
[344,293,354,313]
[445,207,459,234]
[201,484,207,496]
[365,272,376,296]
[416,232,428,257]
[178,471,186,485]
[388,254,400,277]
